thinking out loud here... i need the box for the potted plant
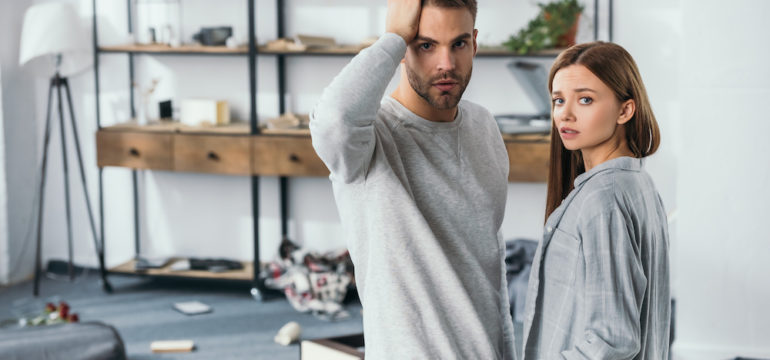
[503,0,584,55]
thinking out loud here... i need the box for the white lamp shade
[19,2,92,77]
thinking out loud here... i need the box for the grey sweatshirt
[310,33,516,359]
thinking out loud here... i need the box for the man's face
[404,6,477,110]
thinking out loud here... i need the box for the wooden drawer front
[506,141,550,182]
[252,136,329,177]
[174,134,251,175]
[96,131,172,170]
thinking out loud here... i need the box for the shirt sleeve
[562,205,647,360]
[309,33,406,184]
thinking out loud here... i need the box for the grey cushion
[0,321,126,360]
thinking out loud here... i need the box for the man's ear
[472,29,478,56]
[617,99,635,125]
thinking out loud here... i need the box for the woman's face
[551,64,633,155]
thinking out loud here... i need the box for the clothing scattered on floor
[260,238,355,321]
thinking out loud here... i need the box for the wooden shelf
[110,258,254,281]
[257,45,367,56]
[501,132,550,143]
[100,44,248,55]
[476,46,564,58]
[101,121,251,135]
[99,43,564,58]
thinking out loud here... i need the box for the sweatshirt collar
[383,96,463,130]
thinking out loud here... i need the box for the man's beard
[406,66,472,110]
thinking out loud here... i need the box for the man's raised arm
[309,0,420,184]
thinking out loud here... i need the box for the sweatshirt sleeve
[309,33,407,184]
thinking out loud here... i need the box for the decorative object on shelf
[267,112,310,130]
[19,2,110,296]
[358,36,379,49]
[180,98,231,127]
[295,34,337,49]
[135,0,181,46]
[503,0,584,55]
[158,99,173,120]
[132,78,159,125]
[192,26,233,46]
[264,37,308,52]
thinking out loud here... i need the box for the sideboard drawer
[505,141,550,182]
[96,131,173,170]
[174,134,251,175]
[252,136,329,177]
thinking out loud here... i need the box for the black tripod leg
[33,79,56,296]
[62,79,112,291]
[280,176,288,240]
[55,77,75,281]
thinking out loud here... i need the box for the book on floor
[172,301,212,315]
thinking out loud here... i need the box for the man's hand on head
[386,0,421,44]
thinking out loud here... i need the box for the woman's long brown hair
[544,42,661,222]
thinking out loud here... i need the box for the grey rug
[0,270,363,360]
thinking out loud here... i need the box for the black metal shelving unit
[90,0,612,300]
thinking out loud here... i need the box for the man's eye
[454,41,466,48]
[419,43,433,50]
[579,97,593,105]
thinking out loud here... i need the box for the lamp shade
[19,2,92,77]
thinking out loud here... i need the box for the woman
[521,42,670,359]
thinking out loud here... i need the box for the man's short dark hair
[422,0,477,23]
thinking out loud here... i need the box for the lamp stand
[33,72,112,296]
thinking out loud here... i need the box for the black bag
[0,321,126,360]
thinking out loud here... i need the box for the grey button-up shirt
[522,157,670,359]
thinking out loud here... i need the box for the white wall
[0,0,37,285]
[615,1,770,359]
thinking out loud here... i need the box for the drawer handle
[289,154,300,163]
[207,152,220,161]
[128,148,140,157]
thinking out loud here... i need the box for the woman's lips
[560,126,579,140]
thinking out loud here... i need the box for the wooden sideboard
[96,123,549,182]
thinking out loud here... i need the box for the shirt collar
[574,156,642,187]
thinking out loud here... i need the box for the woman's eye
[579,97,593,105]
[553,98,564,105]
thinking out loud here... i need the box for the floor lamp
[19,3,111,295]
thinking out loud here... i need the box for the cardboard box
[180,99,230,127]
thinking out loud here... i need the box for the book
[150,340,195,353]
[172,301,212,315]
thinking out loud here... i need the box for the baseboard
[673,342,770,360]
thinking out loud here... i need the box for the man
[310,0,515,358]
